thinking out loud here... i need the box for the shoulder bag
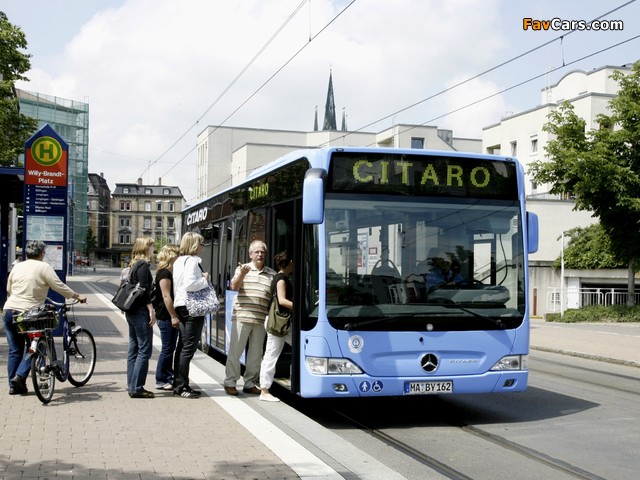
[184,260,220,317]
[266,290,291,337]
[112,262,146,312]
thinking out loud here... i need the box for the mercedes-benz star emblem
[421,353,438,372]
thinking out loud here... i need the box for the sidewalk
[2,271,639,480]
[0,273,410,480]
[530,318,640,367]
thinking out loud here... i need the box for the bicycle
[15,298,96,404]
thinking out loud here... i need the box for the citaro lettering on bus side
[249,182,269,201]
[186,207,208,226]
[352,160,491,188]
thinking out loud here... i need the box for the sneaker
[174,387,200,399]
[155,382,173,390]
[259,392,280,403]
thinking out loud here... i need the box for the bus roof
[185,146,520,213]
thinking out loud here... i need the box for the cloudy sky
[2,0,638,203]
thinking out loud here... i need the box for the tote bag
[185,282,219,317]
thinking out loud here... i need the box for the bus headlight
[490,355,527,371]
[306,356,363,375]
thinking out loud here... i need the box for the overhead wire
[317,0,636,144]
[155,0,636,203]
[194,5,637,200]
[138,0,310,181]
[196,34,639,201]
[159,0,357,195]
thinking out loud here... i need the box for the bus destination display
[329,152,518,200]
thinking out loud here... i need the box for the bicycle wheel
[31,337,55,404]
[67,328,96,387]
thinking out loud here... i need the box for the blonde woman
[125,236,156,399]
[172,232,209,398]
[153,244,180,390]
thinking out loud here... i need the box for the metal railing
[547,287,640,313]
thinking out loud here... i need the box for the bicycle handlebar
[45,297,85,307]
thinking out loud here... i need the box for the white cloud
[11,0,640,202]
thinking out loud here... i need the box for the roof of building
[112,182,183,198]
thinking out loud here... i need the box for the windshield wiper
[344,313,428,331]
[440,305,508,329]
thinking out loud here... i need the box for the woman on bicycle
[125,236,157,399]
[2,240,86,395]
[153,244,180,390]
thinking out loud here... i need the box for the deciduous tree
[0,11,38,165]
[529,61,640,305]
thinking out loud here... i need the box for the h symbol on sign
[37,141,57,160]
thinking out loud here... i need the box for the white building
[195,124,480,200]
[483,63,635,316]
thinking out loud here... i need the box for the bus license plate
[405,381,453,395]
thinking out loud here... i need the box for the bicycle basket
[14,305,59,333]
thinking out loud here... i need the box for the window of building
[119,217,131,227]
[168,217,175,229]
[144,217,151,229]
[120,201,131,211]
[531,138,538,153]
[145,188,153,194]
[163,188,171,195]
[157,201,163,211]
[510,141,517,157]
[169,202,175,212]
[123,187,129,194]
[410,137,425,149]
[119,234,131,244]
[145,201,151,212]
[156,217,162,229]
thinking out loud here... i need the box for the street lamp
[560,231,566,317]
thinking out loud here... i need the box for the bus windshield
[323,194,525,331]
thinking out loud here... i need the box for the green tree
[85,226,97,256]
[554,224,625,270]
[0,11,39,165]
[529,61,640,305]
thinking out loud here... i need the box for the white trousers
[259,330,292,390]
[224,320,266,388]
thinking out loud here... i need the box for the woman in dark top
[125,236,156,399]
[153,244,180,390]
[259,251,293,402]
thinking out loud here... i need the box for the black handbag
[112,263,146,312]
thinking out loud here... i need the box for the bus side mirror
[526,211,539,254]
[302,168,327,224]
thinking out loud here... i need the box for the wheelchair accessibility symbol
[358,380,384,394]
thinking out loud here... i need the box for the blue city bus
[183,147,539,398]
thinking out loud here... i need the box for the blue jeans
[3,310,32,385]
[125,307,153,394]
[174,306,204,392]
[155,319,178,385]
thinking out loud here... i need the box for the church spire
[313,105,318,131]
[322,70,337,131]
